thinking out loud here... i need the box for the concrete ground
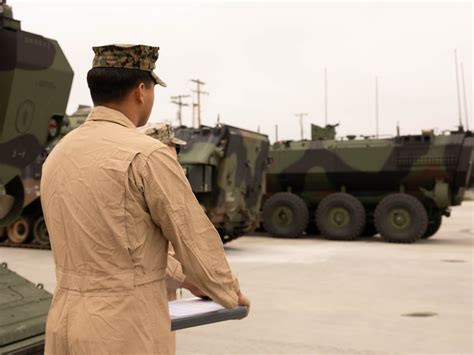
[1,202,473,354]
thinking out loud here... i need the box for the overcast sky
[10,1,472,141]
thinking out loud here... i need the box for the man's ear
[135,82,146,104]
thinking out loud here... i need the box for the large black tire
[33,217,50,245]
[7,216,32,244]
[316,193,366,241]
[262,192,309,238]
[374,194,428,243]
[422,214,442,239]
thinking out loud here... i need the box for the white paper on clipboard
[169,298,225,318]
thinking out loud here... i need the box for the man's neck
[100,103,140,127]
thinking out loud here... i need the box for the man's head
[87,44,166,127]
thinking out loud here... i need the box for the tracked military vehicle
[1,106,88,248]
[0,0,73,242]
[263,124,473,243]
[174,124,270,243]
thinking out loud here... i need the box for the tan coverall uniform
[41,106,240,354]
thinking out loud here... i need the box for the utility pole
[460,62,470,131]
[375,76,379,138]
[170,95,190,126]
[454,49,463,129]
[295,113,308,140]
[191,103,198,128]
[324,67,328,126]
[190,79,208,127]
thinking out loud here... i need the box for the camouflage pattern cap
[138,123,186,146]
[92,44,167,87]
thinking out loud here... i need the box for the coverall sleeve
[166,251,186,292]
[142,147,240,309]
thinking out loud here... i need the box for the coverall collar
[86,106,137,129]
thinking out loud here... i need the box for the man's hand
[181,277,208,299]
[237,291,251,313]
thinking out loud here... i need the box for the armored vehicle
[0,262,52,355]
[1,106,88,248]
[263,124,473,243]
[0,0,73,231]
[174,124,270,242]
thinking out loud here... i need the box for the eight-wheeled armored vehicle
[263,124,473,243]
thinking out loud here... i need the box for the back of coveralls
[41,106,240,354]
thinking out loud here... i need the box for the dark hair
[87,67,154,105]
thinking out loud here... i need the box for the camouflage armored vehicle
[0,262,52,355]
[263,124,473,243]
[1,106,88,248]
[0,0,73,237]
[174,124,270,243]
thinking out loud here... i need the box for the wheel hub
[34,218,50,245]
[8,218,30,244]
[328,207,350,228]
[390,208,411,229]
[272,206,293,227]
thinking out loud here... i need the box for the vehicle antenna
[190,79,209,127]
[295,113,308,140]
[454,49,463,130]
[170,95,190,126]
[275,124,279,141]
[324,67,328,126]
[396,121,400,136]
[375,76,379,138]
[217,113,220,125]
[460,62,470,131]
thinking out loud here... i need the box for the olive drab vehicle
[0,0,73,241]
[263,124,474,243]
[0,106,88,248]
[173,124,270,243]
[0,263,52,355]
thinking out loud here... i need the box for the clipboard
[169,298,248,331]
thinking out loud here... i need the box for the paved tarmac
[1,202,473,354]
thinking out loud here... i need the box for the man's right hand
[237,291,251,313]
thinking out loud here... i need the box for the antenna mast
[295,113,308,140]
[324,68,328,126]
[460,62,470,131]
[454,49,463,129]
[375,76,379,138]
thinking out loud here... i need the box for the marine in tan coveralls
[41,44,250,354]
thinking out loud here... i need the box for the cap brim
[172,137,187,145]
[151,71,167,87]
